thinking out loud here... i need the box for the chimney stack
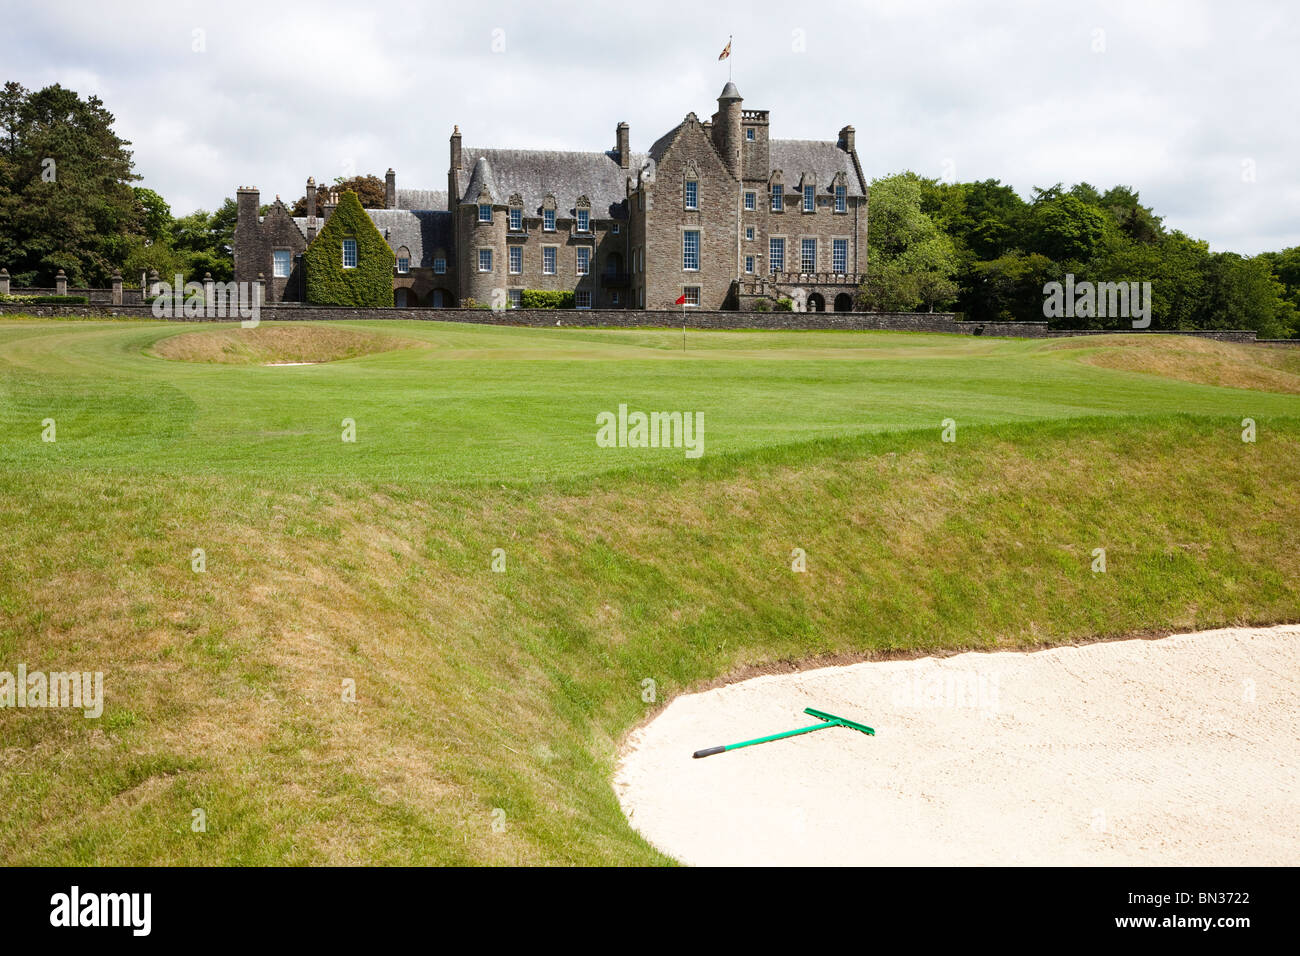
[616,122,630,169]
[305,177,317,240]
[448,126,463,210]
[385,168,396,209]
[838,125,856,154]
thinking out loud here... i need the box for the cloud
[4,0,1297,253]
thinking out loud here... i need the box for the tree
[290,175,386,216]
[0,83,142,286]
[1025,193,1112,264]
[859,173,959,312]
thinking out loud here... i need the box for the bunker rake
[692,707,874,758]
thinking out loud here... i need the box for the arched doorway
[834,292,854,312]
[395,288,412,308]
[807,292,825,312]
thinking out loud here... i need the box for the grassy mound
[149,324,418,366]
[1047,334,1300,394]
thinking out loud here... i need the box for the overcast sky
[4,0,1297,253]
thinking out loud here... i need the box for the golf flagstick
[693,707,874,758]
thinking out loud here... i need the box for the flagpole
[682,300,686,351]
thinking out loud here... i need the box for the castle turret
[714,81,743,179]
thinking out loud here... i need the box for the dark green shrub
[303,191,394,306]
[775,297,794,312]
[754,298,771,313]
[520,289,575,310]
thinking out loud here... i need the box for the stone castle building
[233,82,867,311]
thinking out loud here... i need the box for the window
[682,286,700,306]
[745,226,754,241]
[801,238,817,272]
[478,248,493,272]
[746,127,755,141]
[771,184,783,211]
[543,247,556,275]
[543,209,556,231]
[342,239,357,269]
[835,185,847,213]
[685,180,698,210]
[577,209,590,232]
[508,289,521,309]
[803,185,815,212]
[745,255,755,274]
[509,207,522,230]
[397,256,410,274]
[272,250,290,278]
[744,190,756,211]
[576,289,592,309]
[611,291,619,305]
[478,204,492,223]
[612,223,620,234]
[509,246,522,274]
[576,246,590,275]
[833,238,848,273]
[434,257,446,274]
[682,230,700,271]
[769,237,785,273]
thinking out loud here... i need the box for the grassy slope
[1,320,1297,864]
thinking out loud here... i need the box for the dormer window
[771,184,783,212]
[803,185,815,212]
[685,179,698,210]
[478,204,492,223]
[509,207,522,230]
[396,246,411,274]
[835,184,847,213]
[543,209,556,231]
[577,209,590,232]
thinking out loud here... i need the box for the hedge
[519,289,576,310]
[0,294,90,304]
[303,190,394,307]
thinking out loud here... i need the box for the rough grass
[1047,334,1300,394]
[149,325,419,365]
[1,319,1298,864]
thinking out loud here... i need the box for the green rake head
[803,707,875,736]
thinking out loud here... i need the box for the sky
[3,0,1298,254]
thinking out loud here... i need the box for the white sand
[614,625,1300,866]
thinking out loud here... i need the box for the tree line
[861,172,1299,337]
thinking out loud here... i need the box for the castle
[233,82,867,311]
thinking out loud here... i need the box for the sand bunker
[615,625,1299,866]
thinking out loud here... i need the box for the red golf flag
[675,294,687,305]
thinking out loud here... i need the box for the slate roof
[458,147,643,219]
[294,209,455,268]
[396,188,447,211]
[770,139,865,195]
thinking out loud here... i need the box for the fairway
[2,319,1297,481]
[1,318,1298,865]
